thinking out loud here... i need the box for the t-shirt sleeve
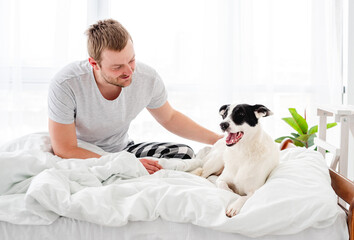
[47,80,76,124]
[147,72,168,109]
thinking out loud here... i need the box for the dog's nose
[220,122,230,131]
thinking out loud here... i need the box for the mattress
[0,213,348,240]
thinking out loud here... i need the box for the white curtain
[0,0,88,145]
[108,0,344,150]
[0,0,344,151]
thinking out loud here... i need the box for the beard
[100,72,133,88]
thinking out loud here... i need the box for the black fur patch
[219,104,230,119]
[219,104,271,127]
[231,104,259,127]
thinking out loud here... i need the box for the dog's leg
[191,157,224,177]
[201,156,224,178]
[226,192,254,217]
[216,179,233,192]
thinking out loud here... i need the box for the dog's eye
[237,112,245,116]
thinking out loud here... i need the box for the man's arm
[49,119,163,174]
[48,119,101,159]
[147,101,223,145]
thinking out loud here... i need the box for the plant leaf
[296,133,316,147]
[291,133,300,138]
[292,139,305,147]
[274,136,305,147]
[282,117,303,135]
[308,122,337,135]
[274,136,292,143]
[327,122,337,129]
[307,134,316,147]
[308,125,318,134]
[296,134,312,143]
[289,108,308,134]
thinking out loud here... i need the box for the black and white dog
[193,104,279,217]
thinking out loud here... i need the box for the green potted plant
[275,108,337,148]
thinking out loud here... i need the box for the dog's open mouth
[226,131,244,147]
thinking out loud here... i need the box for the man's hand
[139,158,163,174]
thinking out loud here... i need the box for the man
[48,19,222,174]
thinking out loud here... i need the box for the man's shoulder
[52,60,91,85]
[134,61,158,79]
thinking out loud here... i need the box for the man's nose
[220,122,230,131]
[123,65,133,75]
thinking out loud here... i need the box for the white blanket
[0,133,345,237]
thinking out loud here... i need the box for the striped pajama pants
[123,141,195,159]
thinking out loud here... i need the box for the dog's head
[219,104,273,147]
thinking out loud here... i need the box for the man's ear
[253,104,273,118]
[88,57,100,70]
[219,104,230,119]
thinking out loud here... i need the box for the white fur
[194,104,279,217]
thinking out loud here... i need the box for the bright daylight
[0,0,353,240]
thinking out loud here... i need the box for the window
[0,0,343,151]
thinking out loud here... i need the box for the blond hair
[85,19,132,65]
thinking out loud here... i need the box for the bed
[0,107,352,239]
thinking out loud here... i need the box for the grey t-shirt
[48,60,168,153]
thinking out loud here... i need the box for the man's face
[96,40,136,88]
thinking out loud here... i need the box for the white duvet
[0,133,346,237]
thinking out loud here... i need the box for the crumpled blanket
[0,132,347,237]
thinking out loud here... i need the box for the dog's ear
[253,104,273,118]
[219,104,230,119]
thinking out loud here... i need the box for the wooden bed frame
[280,138,354,240]
[330,168,354,240]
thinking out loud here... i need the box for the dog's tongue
[226,132,244,145]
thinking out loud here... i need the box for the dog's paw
[190,167,203,176]
[225,200,244,217]
[226,205,240,217]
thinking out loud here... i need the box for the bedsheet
[0,133,347,238]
